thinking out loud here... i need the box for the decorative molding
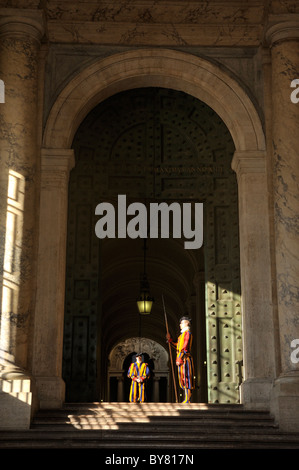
[109,337,168,372]
[43,49,266,152]
[266,16,299,45]
[41,148,75,189]
[231,150,267,178]
[0,9,45,41]
[44,1,264,46]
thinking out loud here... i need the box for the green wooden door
[205,181,242,403]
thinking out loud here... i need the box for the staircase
[1,402,299,449]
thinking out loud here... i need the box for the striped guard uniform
[170,328,195,403]
[127,362,150,402]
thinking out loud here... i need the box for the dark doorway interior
[62,87,240,404]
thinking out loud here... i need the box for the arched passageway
[108,337,168,402]
[62,87,240,404]
[35,49,275,412]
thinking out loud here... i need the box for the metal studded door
[152,90,243,403]
[63,147,102,402]
[205,179,242,403]
[63,87,242,403]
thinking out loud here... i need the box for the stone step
[1,402,299,449]
[31,416,277,425]
[33,409,275,420]
[30,420,279,431]
[31,411,278,430]
[32,403,276,424]
[1,428,299,449]
[31,402,279,432]
[35,402,274,417]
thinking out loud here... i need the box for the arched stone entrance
[108,337,169,402]
[62,86,240,404]
[33,48,275,412]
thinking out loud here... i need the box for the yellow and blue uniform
[127,361,150,402]
[170,328,195,403]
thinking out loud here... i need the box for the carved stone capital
[41,148,75,189]
[266,16,299,46]
[231,150,266,179]
[0,8,45,42]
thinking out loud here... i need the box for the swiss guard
[167,316,195,403]
[127,352,150,403]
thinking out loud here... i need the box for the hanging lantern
[137,235,154,316]
[137,274,154,314]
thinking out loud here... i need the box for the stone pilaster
[232,150,276,408]
[32,148,74,409]
[266,18,299,431]
[0,9,44,429]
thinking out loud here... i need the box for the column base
[240,377,273,410]
[35,376,65,409]
[270,374,299,432]
[0,378,33,430]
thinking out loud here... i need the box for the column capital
[0,8,45,42]
[41,148,75,189]
[265,15,299,46]
[231,150,266,178]
[41,148,75,169]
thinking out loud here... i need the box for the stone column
[232,150,276,408]
[266,18,299,431]
[117,376,124,402]
[153,377,160,402]
[32,149,75,409]
[0,10,44,429]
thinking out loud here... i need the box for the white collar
[181,326,190,333]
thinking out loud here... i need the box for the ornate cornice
[44,1,264,46]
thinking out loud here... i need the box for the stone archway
[33,48,275,411]
[43,49,265,151]
[108,337,169,402]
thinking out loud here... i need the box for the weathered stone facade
[0,1,298,432]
